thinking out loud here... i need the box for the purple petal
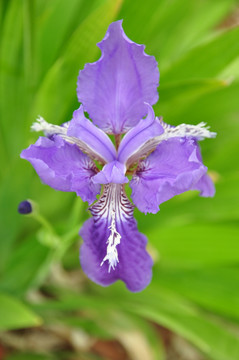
[77,20,159,134]
[193,173,215,197]
[21,136,100,204]
[130,138,213,214]
[117,104,163,165]
[92,161,128,184]
[80,184,153,292]
[119,119,217,168]
[67,106,116,163]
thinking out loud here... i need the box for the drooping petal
[192,173,215,197]
[130,138,212,214]
[80,184,153,292]
[67,106,116,163]
[77,20,159,134]
[92,161,128,184]
[117,104,163,166]
[21,136,100,204]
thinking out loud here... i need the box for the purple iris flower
[21,21,216,292]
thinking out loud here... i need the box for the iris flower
[21,21,216,292]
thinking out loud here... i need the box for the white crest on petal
[31,116,67,135]
[100,210,121,272]
[126,120,216,168]
[31,116,106,163]
[90,184,134,272]
[158,121,217,141]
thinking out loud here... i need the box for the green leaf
[35,285,239,360]
[60,316,112,340]
[162,26,239,83]
[0,235,52,295]
[154,266,239,321]
[0,161,33,272]
[220,56,239,80]
[147,223,239,267]
[35,0,91,79]
[0,0,23,166]
[89,284,239,360]
[31,0,123,124]
[121,0,238,69]
[154,78,227,122]
[0,293,41,330]
[129,288,239,360]
[167,80,239,127]
[6,353,55,360]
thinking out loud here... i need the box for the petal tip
[72,104,84,117]
[97,19,124,50]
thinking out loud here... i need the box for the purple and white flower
[21,21,216,292]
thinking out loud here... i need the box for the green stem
[56,223,83,260]
[32,213,56,235]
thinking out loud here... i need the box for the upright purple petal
[77,20,159,134]
[67,106,116,163]
[80,184,153,292]
[21,136,100,204]
[117,104,163,166]
[130,138,213,214]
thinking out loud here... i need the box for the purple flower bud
[18,200,32,214]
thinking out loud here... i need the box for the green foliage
[0,293,41,330]
[1,0,239,359]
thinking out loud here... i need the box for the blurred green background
[1,0,239,359]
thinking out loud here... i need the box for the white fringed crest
[100,210,121,272]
